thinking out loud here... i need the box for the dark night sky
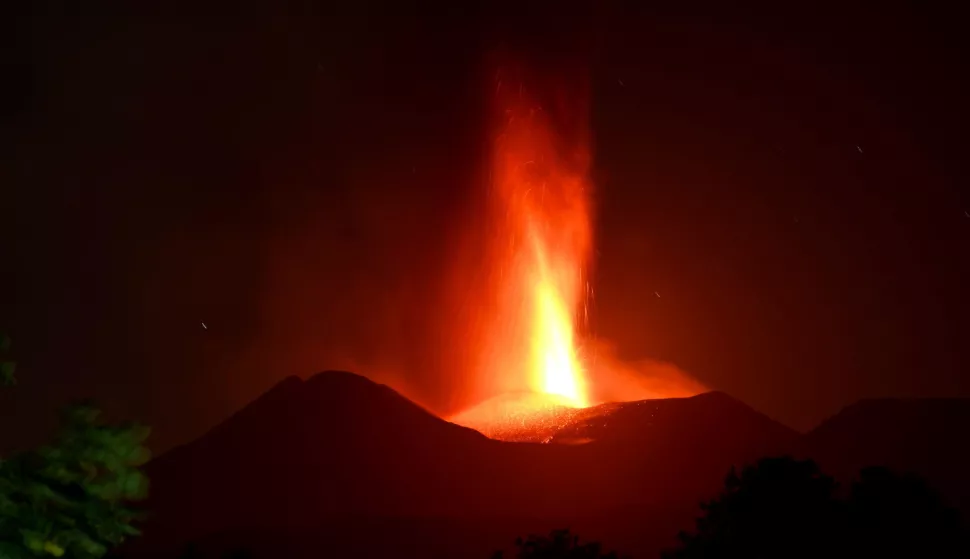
[4,2,969,453]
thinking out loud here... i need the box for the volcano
[131,371,798,557]
[447,389,796,447]
[123,370,970,559]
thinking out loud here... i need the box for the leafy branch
[0,336,151,558]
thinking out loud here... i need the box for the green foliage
[494,529,619,559]
[0,401,151,558]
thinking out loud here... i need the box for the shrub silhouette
[493,529,619,559]
[664,456,966,559]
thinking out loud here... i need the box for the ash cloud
[583,339,709,404]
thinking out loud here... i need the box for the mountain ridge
[130,370,970,558]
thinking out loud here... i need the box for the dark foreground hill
[125,372,968,558]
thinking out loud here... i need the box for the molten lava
[492,74,593,409]
[530,261,587,406]
[448,64,707,441]
[460,65,594,419]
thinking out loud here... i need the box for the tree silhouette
[846,466,964,557]
[663,457,841,559]
[664,456,966,559]
[493,529,619,559]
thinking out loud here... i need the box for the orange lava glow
[448,62,707,441]
[473,65,593,410]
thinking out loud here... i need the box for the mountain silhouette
[142,372,503,543]
[805,397,970,511]
[128,372,967,558]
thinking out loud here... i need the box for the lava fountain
[506,127,592,407]
[450,64,596,437]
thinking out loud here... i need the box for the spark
[654,291,661,298]
[856,145,864,153]
[617,79,625,86]
[201,321,207,330]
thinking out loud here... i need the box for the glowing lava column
[485,68,594,408]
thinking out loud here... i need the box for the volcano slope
[127,372,967,558]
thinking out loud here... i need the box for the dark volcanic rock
[133,372,794,556]
[129,373,969,559]
[141,372,501,546]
